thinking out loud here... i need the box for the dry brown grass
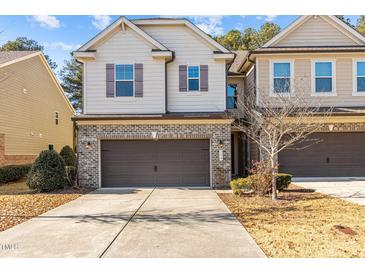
[0,179,94,232]
[218,184,365,258]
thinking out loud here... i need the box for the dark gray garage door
[101,139,210,187]
[279,132,365,177]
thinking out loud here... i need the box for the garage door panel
[279,132,365,177]
[101,140,210,187]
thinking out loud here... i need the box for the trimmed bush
[27,150,67,192]
[276,173,292,190]
[230,177,253,195]
[65,166,77,186]
[0,164,32,184]
[60,145,76,167]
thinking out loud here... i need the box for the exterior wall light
[328,124,334,131]
[85,141,92,149]
[219,140,224,148]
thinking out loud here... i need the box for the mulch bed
[218,184,365,258]
[0,179,94,232]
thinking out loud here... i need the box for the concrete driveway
[0,188,265,258]
[294,178,365,206]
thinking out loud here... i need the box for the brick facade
[0,134,36,166]
[77,122,232,188]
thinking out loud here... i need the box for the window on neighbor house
[115,64,134,96]
[226,84,237,109]
[54,112,59,125]
[188,66,199,91]
[273,62,291,93]
[356,61,365,92]
[314,61,334,93]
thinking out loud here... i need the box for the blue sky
[0,15,360,74]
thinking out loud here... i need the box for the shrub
[65,166,77,186]
[276,173,292,190]
[60,145,76,167]
[27,150,67,192]
[0,164,32,184]
[249,161,272,195]
[230,177,253,195]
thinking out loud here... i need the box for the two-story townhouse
[73,17,236,188]
[237,15,365,178]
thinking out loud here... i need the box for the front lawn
[0,179,94,232]
[218,184,365,258]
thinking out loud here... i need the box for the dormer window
[115,64,134,97]
[188,66,200,91]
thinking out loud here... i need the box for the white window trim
[269,60,294,97]
[115,64,135,97]
[311,59,336,96]
[187,65,200,92]
[352,58,365,96]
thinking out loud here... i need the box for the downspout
[165,52,175,113]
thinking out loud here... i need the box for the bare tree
[230,83,333,200]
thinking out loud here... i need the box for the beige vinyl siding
[274,16,359,47]
[84,26,165,114]
[257,54,365,107]
[0,56,74,155]
[140,25,226,112]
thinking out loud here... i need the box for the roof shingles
[0,51,39,65]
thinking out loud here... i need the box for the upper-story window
[115,64,134,96]
[226,84,237,109]
[313,61,335,95]
[355,61,365,93]
[188,66,200,91]
[54,111,59,125]
[272,61,292,94]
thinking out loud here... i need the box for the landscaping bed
[218,184,365,258]
[0,179,94,232]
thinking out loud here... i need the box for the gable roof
[263,15,365,48]
[0,51,40,66]
[0,51,75,114]
[228,50,248,74]
[132,18,230,53]
[77,16,169,52]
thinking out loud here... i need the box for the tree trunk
[270,156,278,200]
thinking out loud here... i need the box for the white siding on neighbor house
[84,26,165,114]
[274,16,359,47]
[140,25,226,112]
[257,53,365,107]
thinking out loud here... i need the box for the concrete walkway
[0,188,265,258]
[294,178,365,206]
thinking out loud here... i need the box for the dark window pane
[226,97,236,109]
[188,66,199,78]
[188,79,199,91]
[116,64,133,80]
[315,62,332,77]
[116,81,133,96]
[358,77,365,92]
[273,78,290,93]
[274,63,290,77]
[357,62,365,76]
[227,84,237,96]
[315,78,332,92]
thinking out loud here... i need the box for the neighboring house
[234,15,365,177]
[73,17,235,188]
[0,51,75,166]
